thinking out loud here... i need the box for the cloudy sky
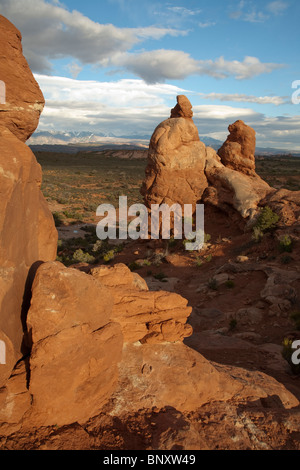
[1,0,300,149]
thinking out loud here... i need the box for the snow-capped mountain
[28,130,223,148]
[27,131,300,156]
[27,130,109,145]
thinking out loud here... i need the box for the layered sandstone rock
[26,261,123,426]
[141,95,208,210]
[23,261,192,426]
[90,263,193,344]
[0,16,57,363]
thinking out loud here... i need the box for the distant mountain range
[27,131,300,156]
[27,130,222,147]
[27,130,150,146]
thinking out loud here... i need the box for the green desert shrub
[141,259,152,266]
[128,261,141,271]
[63,210,83,221]
[72,249,95,264]
[53,211,64,227]
[204,233,211,243]
[92,240,103,253]
[254,206,279,233]
[103,250,115,263]
[279,235,293,253]
[252,226,264,242]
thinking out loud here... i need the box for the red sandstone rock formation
[0,16,44,142]
[90,263,193,344]
[26,262,123,426]
[203,119,276,220]
[217,120,256,175]
[203,146,273,220]
[0,15,57,369]
[170,94,193,119]
[141,97,273,222]
[141,95,208,210]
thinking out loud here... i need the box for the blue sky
[1,0,300,149]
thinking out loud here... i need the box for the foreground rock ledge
[109,342,299,415]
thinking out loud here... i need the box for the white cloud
[197,56,284,80]
[35,74,186,105]
[198,22,216,28]
[66,62,83,80]
[0,0,186,73]
[116,52,284,83]
[193,108,300,150]
[0,0,284,83]
[200,92,288,105]
[243,10,268,23]
[166,6,202,16]
[229,0,289,23]
[193,104,256,120]
[116,50,200,83]
[32,74,300,150]
[152,4,202,24]
[34,74,186,134]
[267,1,289,15]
